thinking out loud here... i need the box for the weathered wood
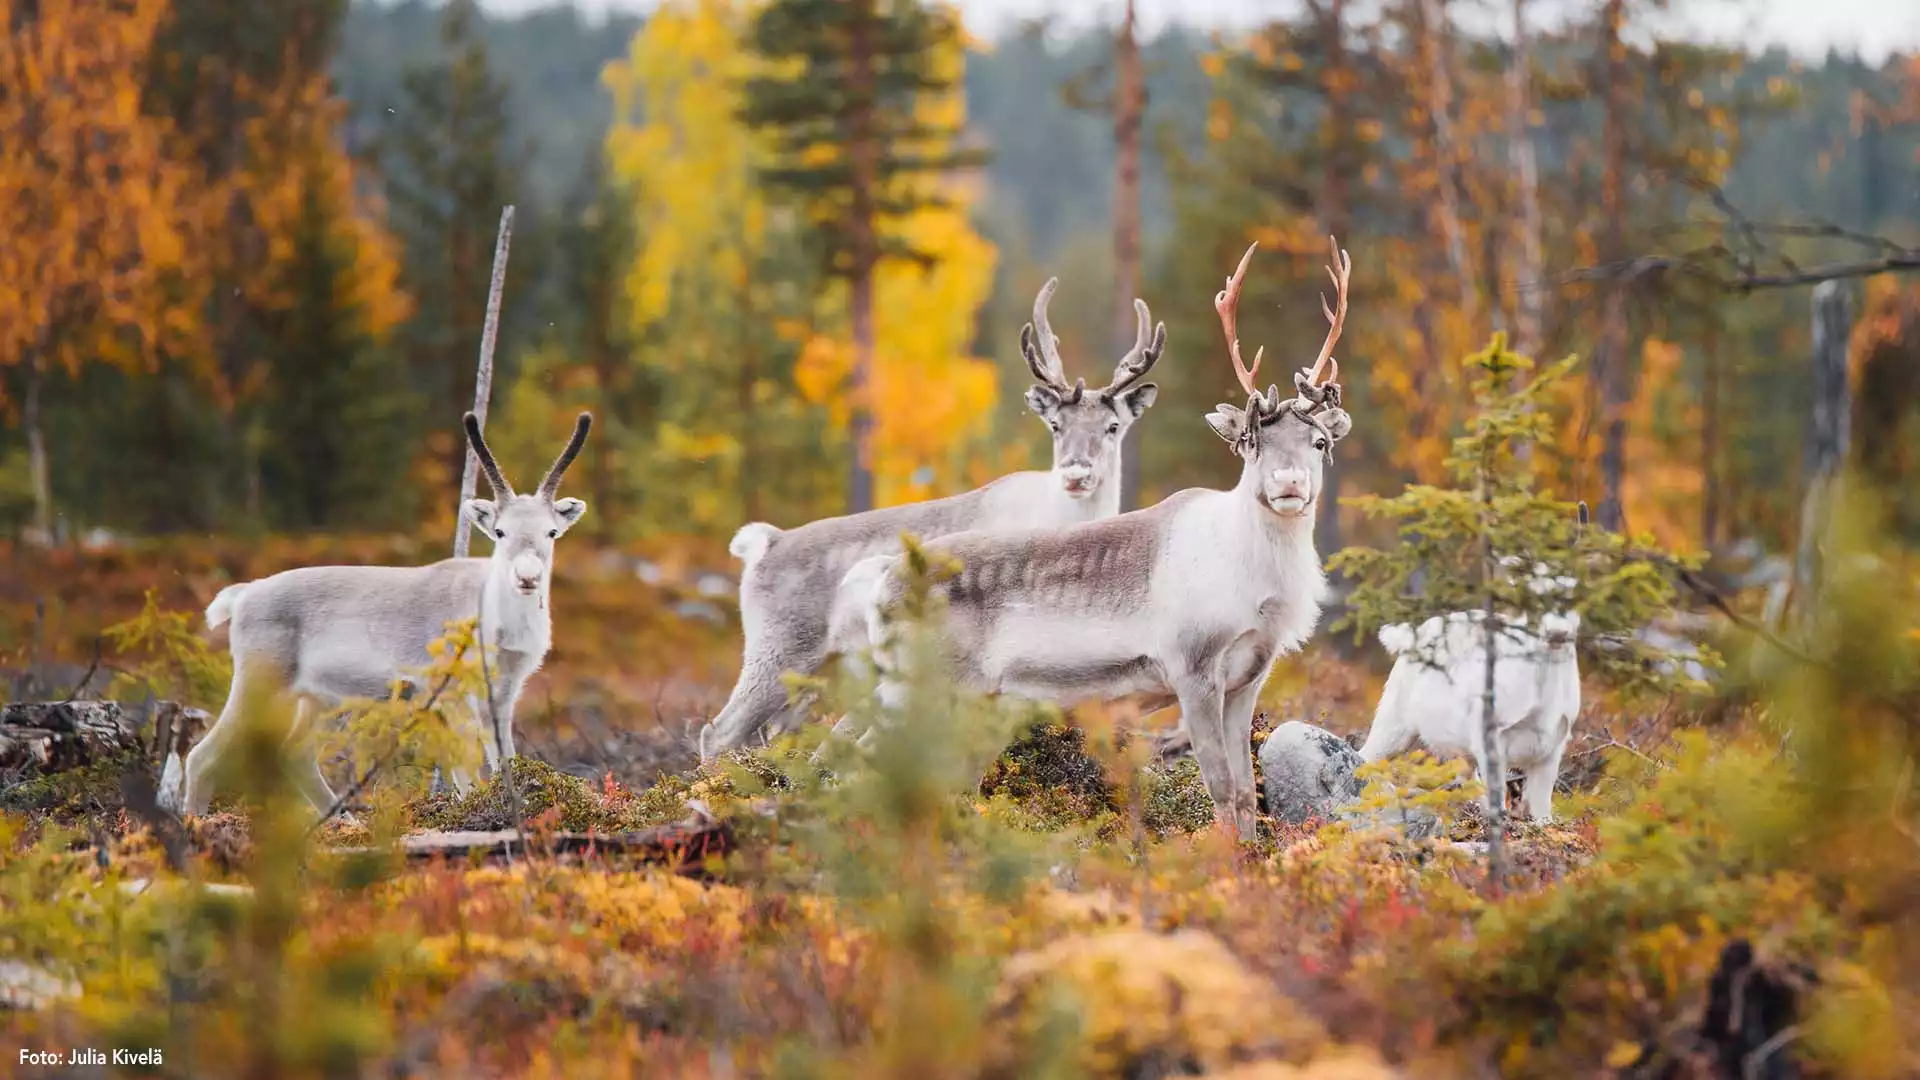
[0,699,208,782]
[331,819,735,876]
[1789,280,1854,636]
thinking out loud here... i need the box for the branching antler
[1307,235,1351,389]
[1102,298,1166,398]
[1216,242,1264,398]
[1021,277,1085,401]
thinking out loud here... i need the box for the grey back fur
[697,278,1166,761]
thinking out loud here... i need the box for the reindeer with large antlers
[165,412,594,818]
[697,279,1166,761]
[835,238,1356,839]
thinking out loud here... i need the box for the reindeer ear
[1205,403,1247,445]
[553,497,587,531]
[1026,385,1063,417]
[1319,407,1352,443]
[465,499,499,538]
[1119,382,1157,418]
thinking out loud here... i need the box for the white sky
[478,0,1920,66]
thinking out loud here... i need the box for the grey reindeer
[697,278,1166,762]
[836,239,1356,840]
[164,412,592,818]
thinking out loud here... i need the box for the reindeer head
[1204,237,1354,518]
[462,412,593,596]
[1021,278,1165,500]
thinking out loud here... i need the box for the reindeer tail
[206,584,251,629]
[729,522,781,572]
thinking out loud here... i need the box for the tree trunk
[1790,281,1853,637]
[1316,0,1353,590]
[1477,451,1506,891]
[844,0,879,515]
[23,353,52,544]
[1593,0,1631,532]
[1113,0,1146,511]
[452,205,513,559]
[1505,0,1545,359]
[1416,0,1474,321]
[1702,321,1721,546]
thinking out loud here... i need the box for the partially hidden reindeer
[166,412,592,818]
[1357,505,1589,821]
[696,278,1166,761]
[838,238,1357,840]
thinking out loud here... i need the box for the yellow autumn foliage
[788,26,1000,506]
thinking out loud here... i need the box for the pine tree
[739,0,987,514]
[378,0,522,495]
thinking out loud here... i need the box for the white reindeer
[837,239,1357,840]
[1357,545,1585,822]
[165,412,592,818]
[696,278,1165,761]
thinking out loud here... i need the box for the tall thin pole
[453,205,516,557]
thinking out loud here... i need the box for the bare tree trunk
[845,0,879,515]
[1702,321,1721,546]
[452,205,515,559]
[1477,444,1506,890]
[24,352,52,545]
[1316,0,1352,587]
[1790,281,1853,637]
[1505,0,1545,358]
[1593,0,1631,532]
[1416,0,1475,321]
[1113,0,1146,511]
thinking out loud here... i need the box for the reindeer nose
[1268,469,1309,499]
[511,555,543,591]
[1060,463,1095,493]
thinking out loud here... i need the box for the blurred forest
[3,0,1915,557]
[4,2,1920,1077]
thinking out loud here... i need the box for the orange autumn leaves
[0,0,204,384]
[0,0,406,408]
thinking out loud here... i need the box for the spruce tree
[738,0,986,514]
[378,0,521,492]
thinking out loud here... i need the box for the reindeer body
[167,413,593,818]
[700,279,1165,761]
[838,238,1359,840]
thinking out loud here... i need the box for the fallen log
[0,700,208,780]
[331,818,736,877]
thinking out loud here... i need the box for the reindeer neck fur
[979,468,1120,530]
[1158,458,1328,652]
[477,557,552,661]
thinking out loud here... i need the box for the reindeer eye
[493,529,505,539]
[1049,422,1061,434]
[547,529,559,539]
[1106,423,1120,435]
[1313,437,1328,451]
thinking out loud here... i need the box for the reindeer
[696,278,1165,761]
[164,412,592,818]
[1358,508,1589,822]
[838,239,1356,840]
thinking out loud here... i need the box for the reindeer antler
[463,412,513,498]
[1216,242,1264,399]
[1305,235,1351,389]
[536,412,593,501]
[1102,298,1166,398]
[1022,278,1086,401]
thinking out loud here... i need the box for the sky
[477,0,1920,66]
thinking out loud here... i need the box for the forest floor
[0,535,1908,1079]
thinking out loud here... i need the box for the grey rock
[1258,720,1367,825]
[1259,720,1444,840]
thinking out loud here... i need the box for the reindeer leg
[704,640,822,762]
[1222,679,1264,830]
[285,697,346,820]
[1175,675,1249,841]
